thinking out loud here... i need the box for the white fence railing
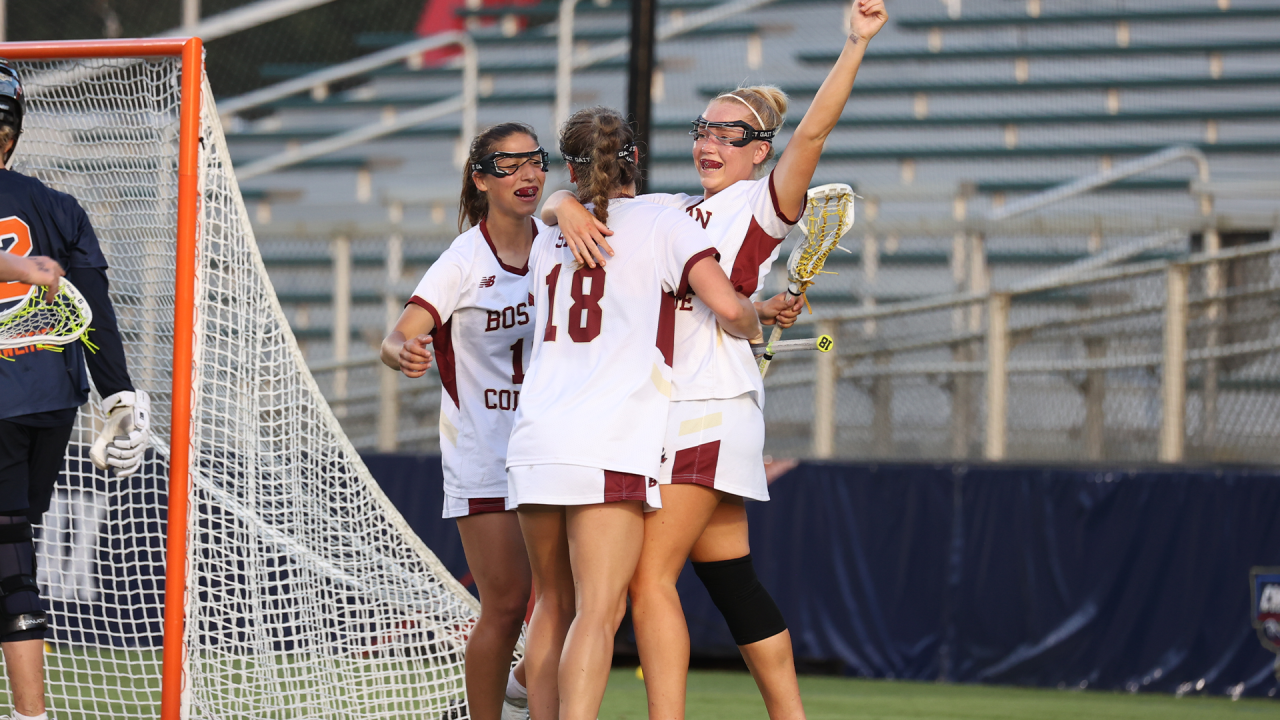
[228,31,478,179]
[768,239,1280,464]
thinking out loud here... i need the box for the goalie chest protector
[0,171,106,421]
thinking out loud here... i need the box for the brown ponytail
[458,122,540,232]
[558,106,639,226]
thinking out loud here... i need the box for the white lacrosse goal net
[6,43,478,719]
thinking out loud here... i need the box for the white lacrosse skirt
[508,464,662,509]
[656,393,769,502]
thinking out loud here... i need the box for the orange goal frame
[0,37,203,720]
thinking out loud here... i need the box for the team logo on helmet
[1250,567,1280,656]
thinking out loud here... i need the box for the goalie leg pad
[692,554,786,646]
[0,515,47,642]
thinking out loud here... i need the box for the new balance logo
[479,275,496,288]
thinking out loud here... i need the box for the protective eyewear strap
[562,143,635,165]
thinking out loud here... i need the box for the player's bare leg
[690,500,805,720]
[629,484,722,720]
[562,501,644,720]
[457,511,533,720]
[2,639,45,717]
[518,506,575,720]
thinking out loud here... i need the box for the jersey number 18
[543,264,605,343]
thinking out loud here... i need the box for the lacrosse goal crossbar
[0,38,480,720]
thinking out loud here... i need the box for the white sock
[505,667,527,700]
[15,711,49,720]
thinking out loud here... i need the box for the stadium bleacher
[220,0,1280,451]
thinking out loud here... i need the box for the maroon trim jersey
[638,172,799,407]
[407,218,540,499]
[506,199,717,480]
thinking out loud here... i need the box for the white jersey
[506,199,718,480]
[639,172,799,407]
[408,219,542,499]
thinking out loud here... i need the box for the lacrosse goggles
[472,147,550,177]
[689,116,778,148]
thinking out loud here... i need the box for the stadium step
[451,0,844,20]
[256,59,629,83]
[895,5,1280,29]
[354,23,763,51]
[656,106,1280,130]
[266,90,555,109]
[704,72,1280,97]
[647,140,1280,164]
[798,39,1280,64]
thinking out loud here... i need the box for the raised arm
[687,257,762,341]
[381,303,437,378]
[771,0,887,219]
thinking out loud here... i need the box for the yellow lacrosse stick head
[0,279,95,351]
[785,183,856,296]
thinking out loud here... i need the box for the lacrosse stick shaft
[755,317,788,378]
[752,337,834,357]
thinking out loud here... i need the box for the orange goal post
[0,38,480,720]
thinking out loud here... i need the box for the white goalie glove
[90,390,151,478]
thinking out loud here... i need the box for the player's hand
[559,197,614,268]
[399,334,434,378]
[850,0,887,42]
[90,390,151,478]
[18,256,64,303]
[758,292,804,328]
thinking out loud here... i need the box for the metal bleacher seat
[702,73,1280,97]
[649,140,1280,164]
[894,6,1280,30]
[797,39,1280,64]
[224,0,1280,450]
[265,90,555,110]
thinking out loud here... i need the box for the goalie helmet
[0,59,23,152]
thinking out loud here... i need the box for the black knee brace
[692,554,786,646]
[0,518,48,643]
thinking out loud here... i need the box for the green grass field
[599,669,1280,720]
[14,648,1280,718]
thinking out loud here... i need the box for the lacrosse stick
[755,183,855,377]
[0,278,94,351]
[752,335,836,358]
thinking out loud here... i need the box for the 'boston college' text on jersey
[506,199,717,480]
[408,219,541,499]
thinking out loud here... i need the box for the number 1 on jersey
[543,264,561,342]
[509,338,525,384]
